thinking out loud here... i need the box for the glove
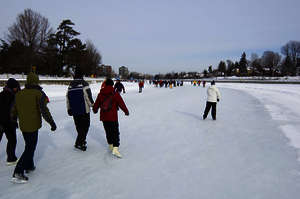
[125,111,129,116]
[67,109,73,116]
[217,98,220,102]
[51,123,57,131]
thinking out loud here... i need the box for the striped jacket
[66,79,94,116]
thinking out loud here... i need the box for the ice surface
[1,82,300,199]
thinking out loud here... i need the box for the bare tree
[6,8,53,52]
[281,41,300,65]
[261,51,281,76]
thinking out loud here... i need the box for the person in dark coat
[66,68,94,151]
[93,78,129,158]
[114,79,126,94]
[11,73,56,183]
[0,78,20,166]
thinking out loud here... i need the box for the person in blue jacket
[66,68,94,151]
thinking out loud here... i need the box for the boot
[112,147,122,158]
[12,173,28,184]
[108,144,113,151]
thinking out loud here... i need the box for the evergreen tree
[239,52,248,76]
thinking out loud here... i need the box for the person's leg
[73,115,85,146]
[111,122,120,147]
[4,126,18,162]
[14,131,38,174]
[103,121,114,145]
[81,113,90,145]
[203,102,212,119]
[211,103,217,120]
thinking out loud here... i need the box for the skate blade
[11,177,28,184]
[112,153,122,159]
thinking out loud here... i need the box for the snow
[1,81,300,199]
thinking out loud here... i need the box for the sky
[1,0,300,74]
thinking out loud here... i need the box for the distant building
[97,64,114,77]
[119,66,129,79]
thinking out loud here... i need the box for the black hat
[211,80,215,85]
[6,78,20,90]
[105,78,114,86]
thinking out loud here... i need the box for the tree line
[214,41,300,77]
[0,9,102,76]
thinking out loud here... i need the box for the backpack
[100,93,114,112]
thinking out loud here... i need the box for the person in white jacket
[203,80,221,120]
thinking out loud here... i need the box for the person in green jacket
[11,72,57,183]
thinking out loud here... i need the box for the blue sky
[1,0,299,74]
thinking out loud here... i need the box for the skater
[203,80,221,120]
[66,68,94,151]
[93,78,129,158]
[0,78,20,166]
[138,80,144,93]
[11,72,57,183]
[114,78,126,94]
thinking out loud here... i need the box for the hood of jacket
[26,72,39,86]
[100,85,115,95]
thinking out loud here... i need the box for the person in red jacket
[93,78,129,158]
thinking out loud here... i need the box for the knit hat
[6,78,20,90]
[211,80,215,85]
[26,72,39,85]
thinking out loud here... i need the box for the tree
[6,9,53,53]
[281,41,300,66]
[239,52,248,76]
[281,55,296,76]
[226,60,234,76]
[48,19,83,75]
[261,51,281,76]
[5,9,53,72]
[83,40,102,75]
[217,61,226,77]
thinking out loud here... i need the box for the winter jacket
[66,79,94,116]
[114,82,125,93]
[12,73,56,132]
[206,85,221,103]
[0,87,16,128]
[93,86,129,121]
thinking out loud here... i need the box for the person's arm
[93,93,101,113]
[83,84,94,107]
[39,92,56,131]
[115,93,129,115]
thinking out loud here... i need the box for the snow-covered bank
[219,83,300,162]
[1,82,300,199]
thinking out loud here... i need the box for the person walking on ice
[203,80,221,120]
[11,72,57,183]
[93,78,129,158]
[0,78,20,166]
[66,67,94,151]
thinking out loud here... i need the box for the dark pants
[73,113,90,146]
[102,121,120,147]
[203,101,217,120]
[14,131,38,174]
[0,125,17,162]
